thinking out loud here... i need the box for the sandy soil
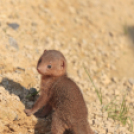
[0,0,134,134]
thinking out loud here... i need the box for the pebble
[111,77,118,83]
[13,114,18,121]
[29,88,38,94]
[7,23,19,30]
[27,101,34,108]
[8,37,19,50]
[101,74,111,85]
[128,78,134,86]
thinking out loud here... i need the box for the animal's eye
[47,65,51,69]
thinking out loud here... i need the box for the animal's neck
[41,75,59,81]
[40,75,60,91]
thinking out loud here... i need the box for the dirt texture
[0,0,134,134]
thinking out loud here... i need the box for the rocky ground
[0,0,134,134]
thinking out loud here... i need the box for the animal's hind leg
[51,112,68,134]
[73,123,94,134]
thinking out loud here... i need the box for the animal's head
[37,50,67,76]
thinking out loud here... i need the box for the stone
[111,77,118,83]
[69,6,76,14]
[101,74,111,85]
[26,101,34,108]
[128,78,134,86]
[8,37,19,50]
[29,88,38,94]
[7,23,19,30]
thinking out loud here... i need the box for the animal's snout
[37,67,42,74]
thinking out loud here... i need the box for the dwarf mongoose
[24,50,94,134]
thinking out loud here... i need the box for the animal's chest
[40,77,55,94]
[40,77,62,108]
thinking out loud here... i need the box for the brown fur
[24,50,94,134]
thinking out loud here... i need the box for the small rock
[27,88,39,101]
[101,74,111,85]
[124,81,132,88]
[128,78,134,86]
[109,32,114,37]
[8,37,19,50]
[110,64,116,70]
[0,87,6,94]
[27,101,34,108]
[28,128,34,132]
[69,6,76,14]
[115,90,120,95]
[26,54,32,59]
[11,95,20,101]
[7,23,19,30]
[111,77,118,83]
[16,67,25,71]
[29,88,38,94]
[107,126,115,133]
[126,88,131,92]
[32,67,37,73]
[13,115,18,121]
[92,119,95,125]
[94,130,99,134]
[31,22,37,26]
[105,128,108,133]
[25,45,33,50]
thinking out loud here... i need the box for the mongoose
[24,50,94,134]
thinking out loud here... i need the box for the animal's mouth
[37,68,42,74]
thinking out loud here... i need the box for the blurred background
[0,0,134,134]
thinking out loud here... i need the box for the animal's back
[50,75,91,133]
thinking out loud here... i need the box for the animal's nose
[37,67,41,74]
[37,66,39,71]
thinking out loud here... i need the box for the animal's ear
[44,50,47,53]
[61,60,65,69]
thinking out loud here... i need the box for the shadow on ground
[0,77,51,134]
[126,26,134,45]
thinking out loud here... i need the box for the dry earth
[0,0,134,134]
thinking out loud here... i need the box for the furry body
[24,50,94,134]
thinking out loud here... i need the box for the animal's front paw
[24,109,32,116]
